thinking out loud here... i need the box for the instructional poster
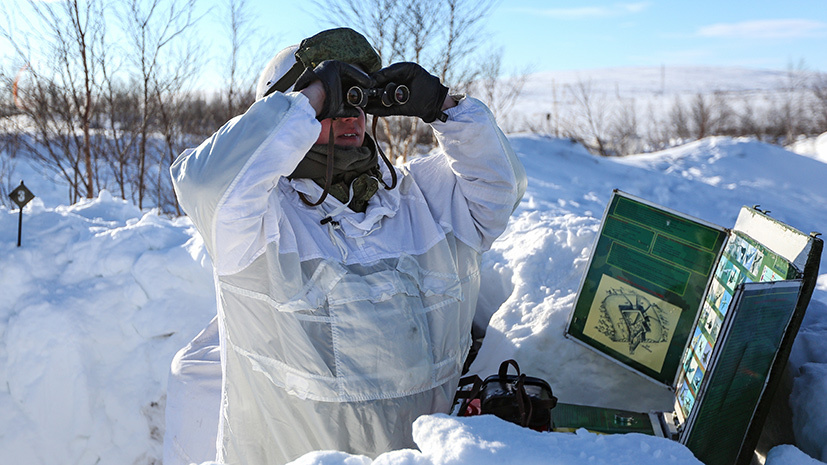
[567,191,727,386]
[583,275,682,373]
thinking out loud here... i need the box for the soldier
[166,27,525,465]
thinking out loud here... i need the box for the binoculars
[346,82,410,108]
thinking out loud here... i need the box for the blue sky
[2,0,825,89]
[486,1,827,72]
[243,0,827,74]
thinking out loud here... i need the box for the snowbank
[788,132,827,164]
[0,192,216,464]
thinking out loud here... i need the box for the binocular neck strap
[298,125,335,207]
[299,118,398,209]
[371,116,398,190]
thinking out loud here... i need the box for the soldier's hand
[294,60,374,120]
[365,63,449,123]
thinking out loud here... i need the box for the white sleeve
[406,97,526,251]
[170,92,321,274]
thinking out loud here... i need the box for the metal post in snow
[17,208,22,247]
[9,181,35,247]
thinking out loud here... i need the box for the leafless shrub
[465,47,530,130]
[642,101,672,152]
[709,91,737,136]
[690,93,712,140]
[736,95,762,140]
[562,79,612,156]
[668,96,691,143]
[609,97,640,156]
[809,71,827,132]
[0,71,20,206]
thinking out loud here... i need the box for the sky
[2,0,825,94]
[484,1,827,72]
[238,0,827,75]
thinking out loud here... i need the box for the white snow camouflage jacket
[170,91,526,465]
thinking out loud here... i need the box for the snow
[788,132,827,164]
[2,133,827,463]
[0,180,216,464]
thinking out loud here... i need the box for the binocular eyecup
[346,82,410,108]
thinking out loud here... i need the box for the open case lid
[727,206,823,465]
[671,226,802,424]
[565,190,728,388]
[681,279,804,465]
[733,206,817,272]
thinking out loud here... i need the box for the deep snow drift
[1,134,826,465]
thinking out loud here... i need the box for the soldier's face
[315,108,366,147]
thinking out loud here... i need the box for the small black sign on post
[9,181,35,247]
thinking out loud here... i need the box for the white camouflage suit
[169,88,525,464]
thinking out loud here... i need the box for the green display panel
[567,191,727,386]
[674,230,800,419]
[552,402,657,435]
[682,280,803,465]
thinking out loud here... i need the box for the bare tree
[152,44,201,214]
[64,0,101,199]
[97,38,141,201]
[220,0,258,122]
[433,0,494,87]
[122,0,199,209]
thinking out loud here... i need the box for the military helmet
[256,27,381,100]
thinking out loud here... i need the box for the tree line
[0,0,240,213]
[518,65,827,157]
[0,0,511,213]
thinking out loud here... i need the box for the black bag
[456,359,557,431]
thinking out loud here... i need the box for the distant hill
[488,66,821,153]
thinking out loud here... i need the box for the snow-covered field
[2,129,825,465]
[502,66,817,144]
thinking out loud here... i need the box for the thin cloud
[520,3,651,19]
[698,19,827,39]
[622,2,650,13]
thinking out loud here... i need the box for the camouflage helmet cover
[256,27,381,100]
